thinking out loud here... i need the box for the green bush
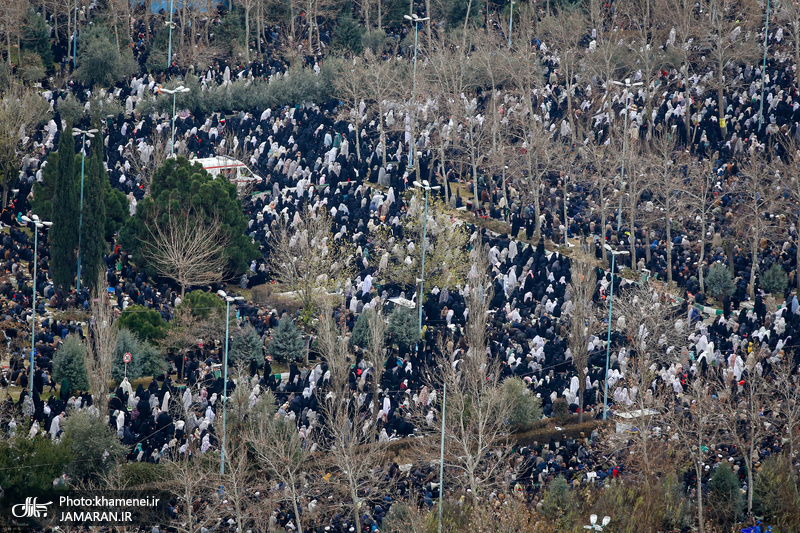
[705,262,734,301]
[52,335,89,392]
[708,462,743,530]
[118,305,168,343]
[75,27,138,87]
[540,476,577,522]
[332,12,363,54]
[180,290,225,320]
[760,263,788,295]
[62,411,127,482]
[552,396,570,423]
[112,328,167,383]
[362,29,389,53]
[0,436,71,499]
[501,377,542,431]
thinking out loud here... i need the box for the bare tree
[372,193,469,296]
[720,347,777,516]
[333,56,368,163]
[128,129,170,196]
[266,206,354,313]
[733,151,786,298]
[771,357,800,460]
[566,251,597,423]
[666,371,725,533]
[165,453,221,533]
[314,310,391,533]
[138,206,230,297]
[86,272,118,423]
[248,412,311,533]
[0,82,49,208]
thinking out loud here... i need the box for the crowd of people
[1,0,800,530]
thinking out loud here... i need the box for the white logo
[12,497,52,518]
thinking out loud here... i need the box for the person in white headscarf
[183,387,192,414]
[49,413,62,440]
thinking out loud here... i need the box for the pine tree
[229,324,263,368]
[268,317,304,363]
[49,123,78,290]
[350,309,373,350]
[52,335,89,392]
[79,133,107,293]
[388,306,418,349]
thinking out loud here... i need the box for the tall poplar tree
[49,123,78,290]
[79,132,107,293]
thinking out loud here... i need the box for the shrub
[0,436,71,499]
[705,262,734,301]
[501,377,542,431]
[75,27,138,87]
[62,411,127,482]
[540,476,577,521]
[112,328,167,383]
[552,397,570,423]
[118,305,167,343]
[760,263,788,294]
[180,290,225,320]
[52,335,89,392]
[362,29,389,53]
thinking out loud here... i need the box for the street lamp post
[404,14,429,172]
[508,0,515,48]
[601,78,642,421]
[217,290,243,481]
[158,85,191,157]
[413,180,440,338]
[22,215,53,394]
[73,0,78,69]
[166,0,176,69]
[72,128,98,294]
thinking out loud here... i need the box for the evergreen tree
[332,12,364,54]
[112,328,167,383]
[119,157,258,278]
[48,124,78,290]
[706,262,735,301]
[21,9,54,69]
[229,324,263,369]
[79,134,107,293]
[52,335,89,392]
[708,462,744,529]
[760,263,788,294]
[268,317,304,363]
[350,309,373,350]
[388,306,418,349]
[117,305,168,343]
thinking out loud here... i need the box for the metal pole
[77,133,86,293]
[220,298,230,478]
[170,92,177,157]
[418,188,429,337]
[437,382,446,533]
[603,87,630,421]
[758,0,770,130]
[167,0,175,69]
[30,226,38,395]
[73,0,78,69]
[409,22,419,170]
[508,1,514,48]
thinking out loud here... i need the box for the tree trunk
[666,221,673,287]
[578,381,585,423]
[749,236,758,299]
[746,453,754,515]
[698,230,706,294]
[696,460,705,533]
[245,6,250,63]
[378,102,387,168]
[289,470,304,533]
[629,197,637,270]
[717,76,727,137]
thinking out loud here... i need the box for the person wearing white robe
[49,414,62,440]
